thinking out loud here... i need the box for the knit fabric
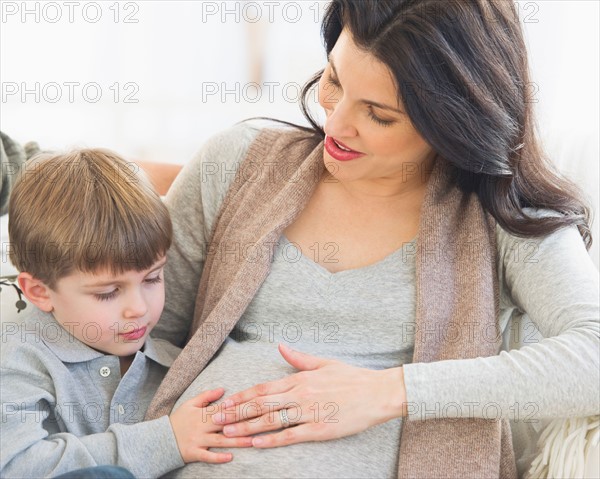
[146,127,517,478]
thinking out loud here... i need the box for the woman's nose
[321,95,357,139]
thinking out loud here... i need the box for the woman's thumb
[278,343,327,371]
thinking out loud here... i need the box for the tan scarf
[146,127,518,478]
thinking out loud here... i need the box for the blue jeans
[53,466,136,479]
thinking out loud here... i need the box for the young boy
[0,149,252,478]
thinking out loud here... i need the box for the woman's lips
[120,326,147,340]
[324,136,365,161]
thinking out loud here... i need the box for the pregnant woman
[146,1,599,477]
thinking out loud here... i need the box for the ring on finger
[279,408,291,428]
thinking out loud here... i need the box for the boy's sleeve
[151,122,262,346]
[0,366,184,479]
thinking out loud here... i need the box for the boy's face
[45,256,167,358]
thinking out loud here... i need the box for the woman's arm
[211,216,599,446]
[151,122,262,346]
[401,218,599,422]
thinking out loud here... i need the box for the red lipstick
[324,136,365,162]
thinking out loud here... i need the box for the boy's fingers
[187,388,225,408]
[207,433,254,448]
[192,450,233,464]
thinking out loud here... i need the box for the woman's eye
[95,290,118,302]
[323,71,395,127]
[368,110,395,127]
[325,74,341,88]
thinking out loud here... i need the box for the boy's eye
[95,290,118,302]
[145,276,162,285]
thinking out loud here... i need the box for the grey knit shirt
[153,122,600,478]
[1,308,185,478]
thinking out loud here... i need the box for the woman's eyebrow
[327,53,404,114]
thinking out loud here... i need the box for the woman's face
[318,28,436,194]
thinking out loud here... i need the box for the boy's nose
[123,291,148,319]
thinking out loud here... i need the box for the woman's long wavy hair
[251,0,593,249]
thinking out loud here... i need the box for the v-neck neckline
[279,234,417,280]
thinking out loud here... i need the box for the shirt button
[99,366,111,377]
[118,404,125,415]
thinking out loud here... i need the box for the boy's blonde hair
[8,148,172,289]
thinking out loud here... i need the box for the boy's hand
[169,388,253,463]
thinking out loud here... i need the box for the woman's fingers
[213,391,296,425]
[219,346,334,417]
[278,343,330,371]
[221,405,303,437]
[219,377,295,416]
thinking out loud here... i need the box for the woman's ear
[17,272,54,312]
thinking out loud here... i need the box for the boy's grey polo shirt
[1,307,184,479]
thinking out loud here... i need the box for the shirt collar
[142,335,180,368]
[34,308,106,363]
[33,308,179,366]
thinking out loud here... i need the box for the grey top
[0,131,26,216]
[153,122,600,478]
[0,132,41,216]
[0,307,185,479]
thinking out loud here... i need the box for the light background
[1,0,599,265]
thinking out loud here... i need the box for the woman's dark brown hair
[253,0,593,249]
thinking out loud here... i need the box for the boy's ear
[17,273,54,312]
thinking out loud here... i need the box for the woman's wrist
[378,366,409,421]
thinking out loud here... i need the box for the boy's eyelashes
[92,275,163,302]
[95,290,118,302]
[145,276,162,285]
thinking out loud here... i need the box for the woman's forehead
[329,29,402,110]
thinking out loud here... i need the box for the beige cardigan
[146,127,518,478]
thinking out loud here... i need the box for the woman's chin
[322,156,365,183]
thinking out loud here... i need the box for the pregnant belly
[164,339,404,479]
[165,419,403,479]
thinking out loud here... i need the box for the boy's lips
[120,326,147,340]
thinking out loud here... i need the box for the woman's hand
[212,344,408,448]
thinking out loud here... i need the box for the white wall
[1,0,598,264]
[1,1,325,163]
[520,0,599,266]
